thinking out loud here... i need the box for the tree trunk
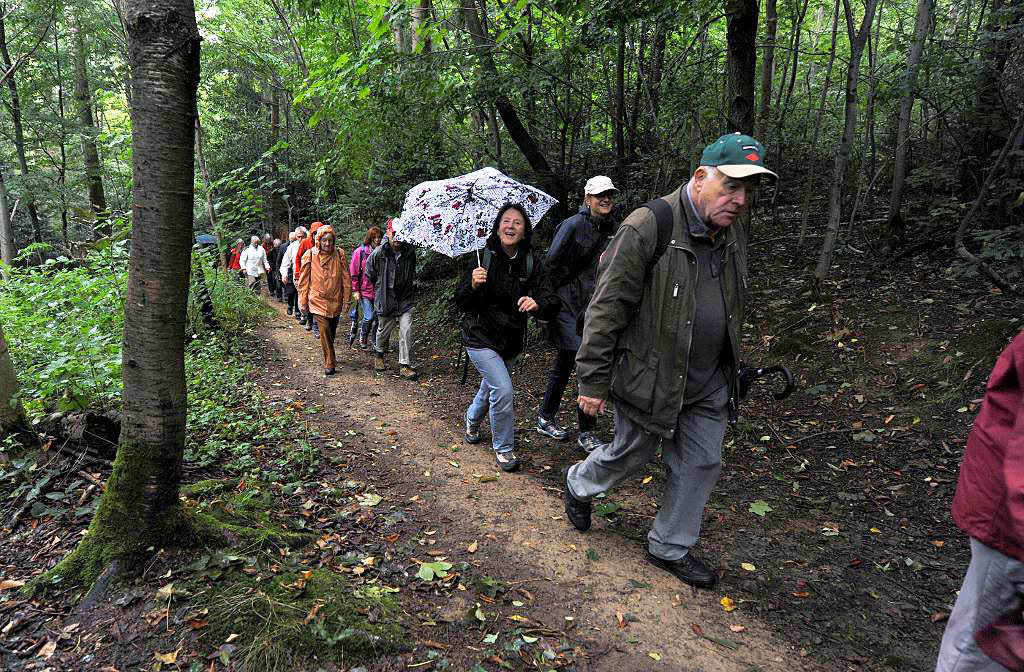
[799,0,840,246]
[726,0,759,134]
[412,0,432,52]
[813,0,879,289]
[757,0,778,138]
[195,115,218,262]
[54,20,70,248]
[649,25,668,127]
[48,0,202,586]
[460,0,567,215]
[72,10,109,238]
[614,23,627,165]
[0,320,23,433]
[0,12,43,244]
[0,169,13,263]
[884,0,933,252]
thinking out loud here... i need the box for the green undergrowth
[197,567,403,672]
[0,242,270,417]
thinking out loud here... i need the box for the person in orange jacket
[298,225,352,376]
[295,221,324,336]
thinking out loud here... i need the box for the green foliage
[0,243,269,418]
[0,245,127,414]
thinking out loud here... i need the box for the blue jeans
[465,347,514,454]
[349,297,375,323]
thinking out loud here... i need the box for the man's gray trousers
[566,384,728,560]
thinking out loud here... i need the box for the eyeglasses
[591,193,615,203]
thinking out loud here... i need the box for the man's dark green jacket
[575,184,748,439]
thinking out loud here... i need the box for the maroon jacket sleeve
[1002,339,1024,549]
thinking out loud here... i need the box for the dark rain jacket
[365,242,416,317]
[455,241,560,360]
[575,184,748,439]
[544,207,617,351]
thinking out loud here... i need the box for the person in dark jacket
[455,203,559,472]
[366,219,418,379]
[537,175,618,453]
[564,133,775,590]
[936,332,1024,672]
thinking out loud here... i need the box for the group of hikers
[223,132,1024,672]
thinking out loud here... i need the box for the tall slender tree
[814,0,879,288]
[48,0,202,585]
[72,7,109,238]
[726,0,759,135]
[0,7,44,244]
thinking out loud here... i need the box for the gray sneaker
[536,416,569,441]
[577,432,603,454]
[465,414,481,444]
[494,449,520,472]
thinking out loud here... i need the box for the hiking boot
[563,467,591,531]
[287,307,293,316]
[399,366,419,381]
[347,320,358,347]
[536,416,569,441]
[373,353,387,372]
[577,432,604,454]
[645,551,716,589]
[359,335,370,351]
[305,320,313,331]
[464,414,482,444]
[494,449,520,472]
[324,368,336,376]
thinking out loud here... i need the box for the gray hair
[288,231,298,241]
[250,235,260,244]
[296,226,308,236]
[234,238,244,245]
[273,238,281,245]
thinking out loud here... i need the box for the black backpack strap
[642,198,674,276]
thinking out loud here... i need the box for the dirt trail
[258,304,829,672]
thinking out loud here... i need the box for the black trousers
[285,282,299,313]
[540,348,596,432]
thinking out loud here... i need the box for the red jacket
[951,332,1024,667]
[952,331,1024,559]
[228,247,242,270]
[294,221,323,281]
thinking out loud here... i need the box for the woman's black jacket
[454,241,560,360]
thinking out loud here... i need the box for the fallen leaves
[0,579,26,591]
[748,500,772,517]
[739,562,756,572]
[467,541,478,553]
[719,596,736,612]
[153,649,179,664]
[416,561,453,582]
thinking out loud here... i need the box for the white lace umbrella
[394,167,558,261]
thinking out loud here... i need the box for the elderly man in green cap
[563,133,777,588]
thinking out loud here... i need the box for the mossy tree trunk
[49,0,202,587]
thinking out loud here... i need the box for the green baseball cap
[700,132,778,179]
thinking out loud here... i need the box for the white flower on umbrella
[394,167,558,259]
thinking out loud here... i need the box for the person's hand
[577,395,606,416]
[517,296,538,312]
[471,266,488,289]
[353,291,360,301]
[281,273,289,284]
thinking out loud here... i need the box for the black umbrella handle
[737,364,796,400]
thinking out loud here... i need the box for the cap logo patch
[745,152,760,161]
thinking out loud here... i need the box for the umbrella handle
[476,247,481,267]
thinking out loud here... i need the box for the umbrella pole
[476,247,481,267]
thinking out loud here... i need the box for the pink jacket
[349,244,376,300]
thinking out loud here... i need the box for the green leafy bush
[1,243,271,418]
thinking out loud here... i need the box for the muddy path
[256,303,828,672]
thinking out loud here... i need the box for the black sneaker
[577,432,603,454]
[536,416,569,440]
[563,467,591,531]
[464,414,481,444]
[645,551,716,589]
[494,449,520,472]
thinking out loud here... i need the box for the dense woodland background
[0,0,1021,288]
